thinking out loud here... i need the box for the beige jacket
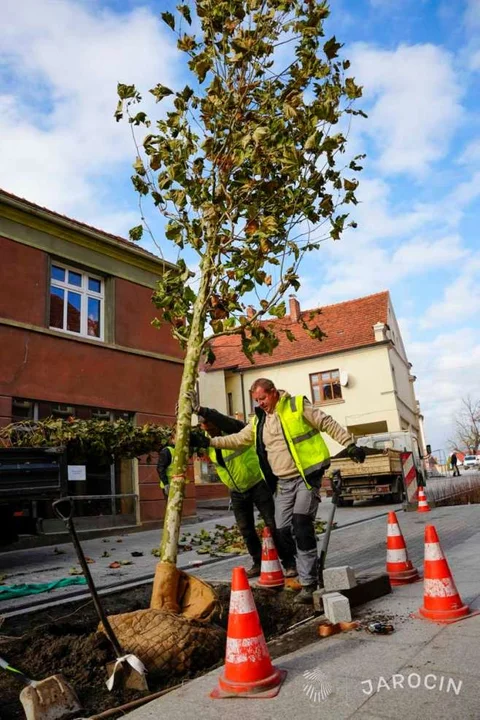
[210,391,353,481]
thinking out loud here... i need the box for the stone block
[323,592,352,623]
[323,565,357,591]
[312,588,326,613]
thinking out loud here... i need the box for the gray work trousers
[275,476,319,586]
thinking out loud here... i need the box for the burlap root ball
[101,609,226,674]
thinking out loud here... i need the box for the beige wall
[200,343,406,455]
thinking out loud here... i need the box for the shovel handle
[51,499,124,658]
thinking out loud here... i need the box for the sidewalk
[123,510,480,720]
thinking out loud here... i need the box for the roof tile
[204,291,390,371]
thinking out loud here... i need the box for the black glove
[347,443,366,464]
[194,433,210,449]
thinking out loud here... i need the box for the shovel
[317,470,343,588]
[52,498,148,692]
[0,655,81,720]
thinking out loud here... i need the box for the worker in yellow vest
[196,406,296,579]
[204,378,365,603]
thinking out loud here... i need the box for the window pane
[88,277,101,293]
[311,374,318,384]
[68,270,82,287]
[331,370,340,379]
[50,287,64,328]
[321,372,331,381]
[312,386,321,403]
[87,297,101,337]
[51,265,65,282]
[67,291,81,332]
[323,384,333,400]
[333,382,342,399]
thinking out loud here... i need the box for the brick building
[0,189,197,533]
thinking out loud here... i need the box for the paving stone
[323,592,352,623]
[323,565,357,591]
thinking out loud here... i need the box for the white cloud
[349,43,463,176]
[420,255,480,328]
[407,328,480,448]
[0,0,181,232]
[458,139,480,165]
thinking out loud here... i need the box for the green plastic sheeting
[0,577,87,600]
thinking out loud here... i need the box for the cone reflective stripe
[417,487,431,513]
[257,527,285,588]
[386,512,419,585]
[419,525,469,622]
[211,567,286,698]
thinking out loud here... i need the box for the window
[49,263,104,340]
[310,369,342,404]
[227,392,233,416]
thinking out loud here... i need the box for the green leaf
[161,11,175,30]
[324,36,342,60]
[150,84,174,102]
[177,4,192,24]
[129,225,143,242]
[345,77,363,100]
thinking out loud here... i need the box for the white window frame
[49,262,105,341]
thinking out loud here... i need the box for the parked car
[463,455,480,470]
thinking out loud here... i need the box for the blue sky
[1,0,479,451]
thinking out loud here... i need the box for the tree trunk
[150,252,213,610]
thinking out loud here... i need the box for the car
[463,455,480,470]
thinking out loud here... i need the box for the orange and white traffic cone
[417,486,431,513]
[210,566,287,698]
[386,511,420,585]
[257,527,285,589]
[419,525,469,623]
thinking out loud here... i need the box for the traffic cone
[256,527,285,588]
[386,511,420,585]
[419,525,469,623]
[210,567,287,698]
[417,486,431,513]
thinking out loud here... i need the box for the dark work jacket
[197,406,246,472]
[253,406,280,494]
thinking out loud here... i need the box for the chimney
[246,305,255,319]
[373,322,386,342]
[289,295,301,322]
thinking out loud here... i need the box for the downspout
[240,372,247,421]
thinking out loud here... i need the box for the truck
[0,446,68,546]
[326,431,424,507]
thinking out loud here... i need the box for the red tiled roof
[204,291,390,371]
[0,188,168,265]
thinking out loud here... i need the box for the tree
[115,0,364,608]
[450,396,480,454]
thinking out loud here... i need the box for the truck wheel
[391,482,403,503]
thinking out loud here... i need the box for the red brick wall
[195,484,229,500]
[0,325,183,416]
[0,395,12,428]
[115,278,184,358]
[0,237,47,325]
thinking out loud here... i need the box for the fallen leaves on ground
[69,567,83,575]
[109,562,121,569]
[151,519,330,559]
[53,547,65,555]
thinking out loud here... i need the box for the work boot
[284,566,298,578]
[293,584,317,604]
[246,562,261,578]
